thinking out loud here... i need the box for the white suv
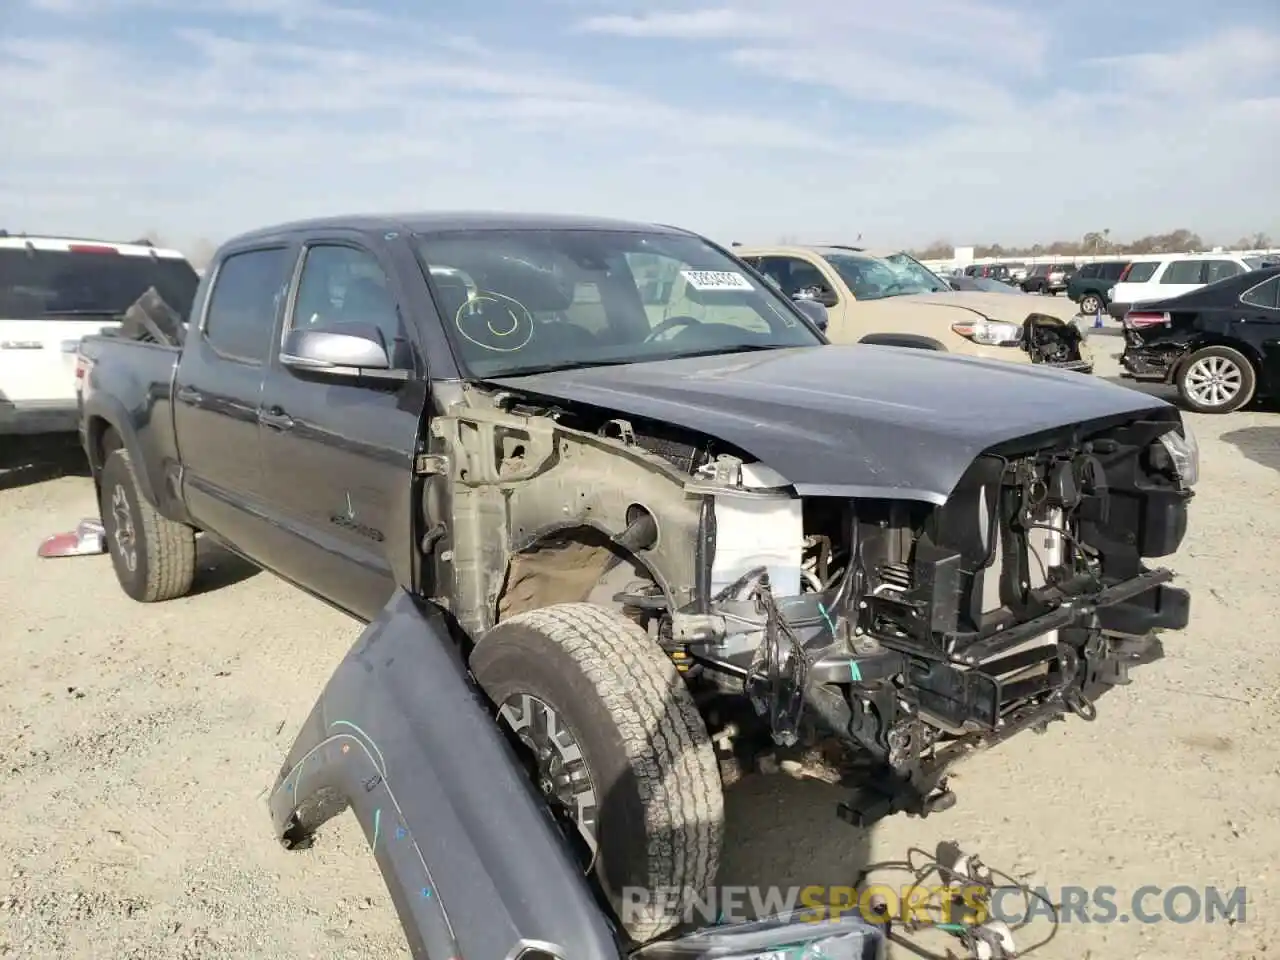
[1,234,199,435]
[1106,253,1254,321]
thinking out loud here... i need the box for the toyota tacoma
[76,212,1195,945]
[734,244,1093,372]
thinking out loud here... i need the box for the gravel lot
[2,336,1278,960]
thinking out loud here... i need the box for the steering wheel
[645,314,702,342]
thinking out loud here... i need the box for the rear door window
[1203,260,1244,284]
[1241,275,1280,309]
[1160,260,1203,285]
[0,246,200,321]
[1101,262,1129,281]
[203,247,292,364]
[1121,261,1159,283]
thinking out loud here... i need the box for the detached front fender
[268,589,621,960]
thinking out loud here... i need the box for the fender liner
[267,589,621,960]
[857,332,948,351]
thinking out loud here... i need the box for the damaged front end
[661,414,1194,826]
[1022,313,1092,372]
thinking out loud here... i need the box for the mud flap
[267,588,622,960]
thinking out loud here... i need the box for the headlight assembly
[950,319,1023,346]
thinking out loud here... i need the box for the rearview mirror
[280,326,408,383]
[792,298,828,333]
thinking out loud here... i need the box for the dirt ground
[2,337,1278,960]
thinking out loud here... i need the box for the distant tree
[1234,232,1273,250]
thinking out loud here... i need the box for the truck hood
[862,290,1082,324]
[487,345,1173,504]
[827,292,1082,345]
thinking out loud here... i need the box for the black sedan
[1120,265,1280,413]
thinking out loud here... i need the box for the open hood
[488,344,1175,504]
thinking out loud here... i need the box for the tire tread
[497,602,724,941]
[105,448,197,602]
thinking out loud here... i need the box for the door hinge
[414,454,447,476]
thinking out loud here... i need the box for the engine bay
[476,389,1194,826]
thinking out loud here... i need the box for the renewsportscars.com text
[620,884,1248,927]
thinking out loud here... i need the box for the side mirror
[280,325,408,383]
[792,298,828,332]
[793,286,838,309]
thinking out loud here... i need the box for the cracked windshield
[822,251,950,300]
[416,230,823,377]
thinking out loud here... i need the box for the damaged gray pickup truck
[77,213,1195,948]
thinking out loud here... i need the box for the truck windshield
[0,247,200,321]
[414,229,824,378]
[881,252,953,292]
[823,252,949,301]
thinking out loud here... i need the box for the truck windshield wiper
[487,356,647,377]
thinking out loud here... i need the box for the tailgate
[0,317,121,403]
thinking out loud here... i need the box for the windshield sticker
[681,270,754,292]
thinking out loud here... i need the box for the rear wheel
[1176,345,1256,414]
[99,448,197,601]
[470,603,724,942]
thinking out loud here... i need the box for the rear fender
[82,396,160,508]
[268,589,621,960]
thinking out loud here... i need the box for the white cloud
[2,0,1278,250]
[575,7,783,39]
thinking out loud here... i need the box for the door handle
[176,386,203,405]
[258,406,295,431]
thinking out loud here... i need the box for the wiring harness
[851,844,1060,959]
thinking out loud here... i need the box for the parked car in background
[947,274,1025,294]
[1106,253,1256,321]
[1066,260,1131,315]
[1120,265,1280,414]
[1048,262,1076,294]
[1,233,199,435]
[1020,263,1074,295]
[1245,254,1280,269]
[1018,263,1049,293]
[736,244,1094,371]
[963,262,1015,284]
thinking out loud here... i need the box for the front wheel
[99,448,197,602]
[1079,293,1103,315]
[470,603,724,942]
[1177,345,1256,414]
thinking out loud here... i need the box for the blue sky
[2,0,1277,251]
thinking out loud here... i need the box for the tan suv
[734,245,1094,373]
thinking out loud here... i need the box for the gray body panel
[490,344,1175,504]
[268,589,622,960]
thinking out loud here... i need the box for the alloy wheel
[498,692,599,860]
[110,483,138,573]
[1184,355,1243,408]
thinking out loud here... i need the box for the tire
[470,602,724,942]
[1079,293,1103,315]
[99,448,197,602]
[1176,345,1257,414]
